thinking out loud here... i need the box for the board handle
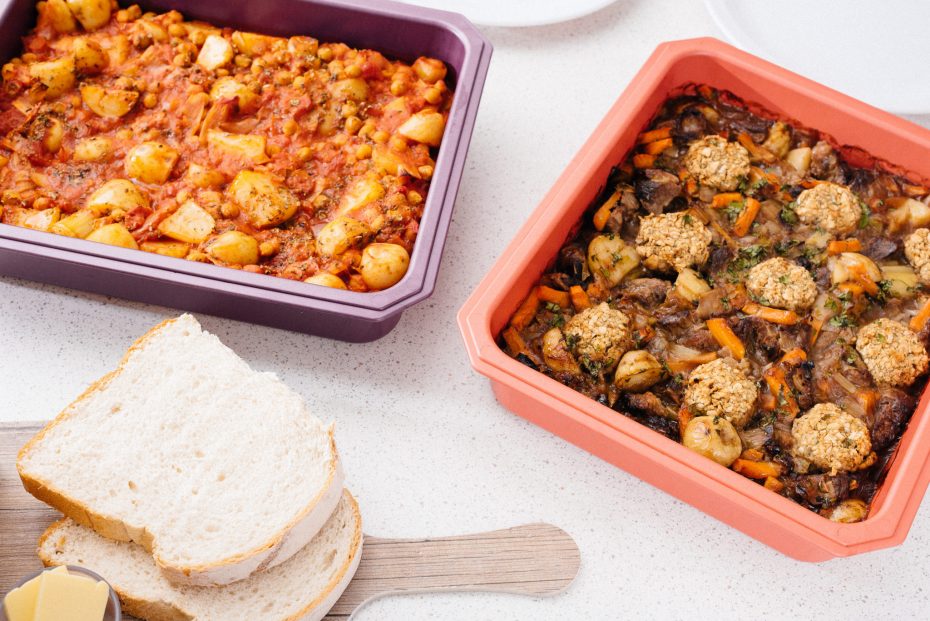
[326,523,580,618]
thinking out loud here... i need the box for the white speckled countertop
[3,1,930,619]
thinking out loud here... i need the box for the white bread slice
[39,490,363,621]
[18,314,344,586]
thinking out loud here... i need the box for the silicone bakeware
[458,37,930,560]
[0,0,491,342]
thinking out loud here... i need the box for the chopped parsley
[724,201,744,222]
[829,313,856,328]
[774,239,800,255]
[780,201,799,225]
[728,245,767,274]
[858,201,871,229]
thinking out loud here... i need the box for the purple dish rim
[0,0,493,320]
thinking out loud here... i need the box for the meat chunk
[622,391,674,419]
[792,473,851,507]
[621,278,670,307]
[809,140,845,184]
[635,169,681,214]
[869,388,915,451]
[672,107,707,142]
[865,236,898,262]
[729,315,779,361]
[786,360,815,411]
[679,327,717,351]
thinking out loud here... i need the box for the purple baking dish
[0,0,492,342]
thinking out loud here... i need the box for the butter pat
[3,566,68,621]
[3,566,109,621]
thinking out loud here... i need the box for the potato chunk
[125,142,179,184]
[158,201,216,244]
[397,111,445,147]
[73,136,112,162]
[207,130,269,164]
[186,163,225,189]
[207,231,259,265]
[337,176,384,217]
[359,243,409,290]
[209,77,259,114]
[43,0,77,34]
[66,0,111,30]
[73,38,108,74]
[227,170,299,229]
[316,216,370,257]
[231,31,280,57]
[86,223,138,249]
[81,85,139,118]
[30,57,75,99]
[86,179,149,213]
[328,78,368,102]
[140,240,190,258]
[21,207,61,231]
[197,34,233,71]
[50,209,97,238]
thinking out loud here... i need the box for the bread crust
[37,491,364,621]
[20,315,344,586]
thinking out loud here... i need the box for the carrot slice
[632,153,656,169]
[678,406,694,437]
[732,458,783,479]
[510,287,540,330]
[742,302,800,325]
[737,132,776,163]
[586,281,608,302]
[592,190,621,231]
[732,197,761,236]
[763,366,799,415]
[706,318,745,360]
[643,138,673,155]
[856,388,878,415]
[827,239,862,255]
[711,192,743,208]
[569,285,591,311]
[837,282,865,296]
[764,476,785,492]
[502,326,527,356]
[741,448,765,461]
[637,126,672,144]
[666,352,718,373]
[538,285,571,308]
[779,348,807,365]
[910,297,930,332]
[750,166,780,186]
[697,84,714,100]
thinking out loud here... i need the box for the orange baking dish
[458,37,930,560]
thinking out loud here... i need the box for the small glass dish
[1,565,121,621]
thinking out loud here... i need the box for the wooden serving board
[0,423,580,619]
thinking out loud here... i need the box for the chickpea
[372,130,389,143]
[345,116,362,135]
[142,92,158,108]
[305,273,347,290]
[220,202,239,218]
[259,238,281,257]
[355,144,372,160]
[359,242,410,290]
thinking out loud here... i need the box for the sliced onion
[832,372,858,395]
